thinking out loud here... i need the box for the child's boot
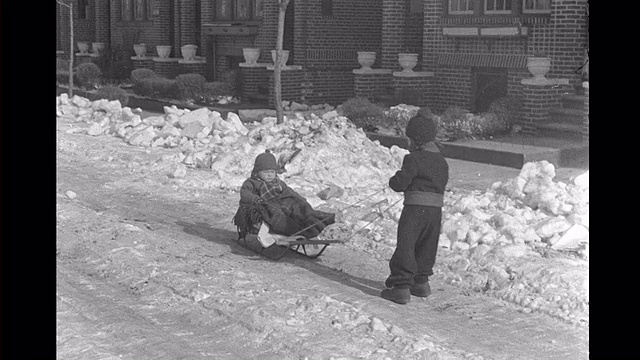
[410,282,431,297]
[381,287,411,304]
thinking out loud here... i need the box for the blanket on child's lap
[233,195,335,239]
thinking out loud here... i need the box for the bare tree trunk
[69,2,74,97]
[274,0,290,124]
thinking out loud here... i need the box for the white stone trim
[352,69,393,75]
[392,71,435,78]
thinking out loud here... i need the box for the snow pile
[440,161,589,254]
[436,161,589,325]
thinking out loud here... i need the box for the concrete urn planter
[398,53,418,73]
[92,42,105,55]
[156,45,172,59]
[357,51,376,70]
[526,56,551,81]
[180,45,198,61]
[242,48,261,65]
[134,43,147,58]
[77,41,90,54]
[271,50,290,65]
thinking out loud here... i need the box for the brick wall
[58,0,96,54]
[582,83,589,141]
[393,75,433,107]
[354,71,394,102]
[422,0,588,113]
[94,0,110,43]
[240,66,270,101]
[301,70,355,105]
[430,67,471,112]
[268,68,304,106]
[110,0,172,58]
[520,83,573,135]
[382,0,407,69]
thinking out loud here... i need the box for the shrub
[395,88,423,106]
[175,73,207,100]
[339,97,387,132]
[92,85,130,107]
[485,96,522,133]
[131,68,158,85]
[136,78,177,99]
[76,62,102,88]
[167,65,192,80]
[218,69,240,95]
[57,70,70,85]
[435,104,517,141]
[56,58,69,71]
[204,81,232,96]
[102,60,133,83]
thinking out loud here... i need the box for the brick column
[520,79,573,135]
[582,82,589,141]
[422,0,443,71]
[58,3,71,55]
[392,71,435,107]
[240,63,270,102]
[180,0,197,48]
[179,59,207,77]
[153,58,180,78]
[268,66,304,107]
[381,0,407,70]
[94,0,109,43]
[131,57,155,71]
[353,69,393,102]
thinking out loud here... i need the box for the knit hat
[253,150,279,173]
[405,115,437,145]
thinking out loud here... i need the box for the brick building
[57,0,588,138]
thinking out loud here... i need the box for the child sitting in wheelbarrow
[233,150,336,241]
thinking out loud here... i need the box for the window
[522,0,551,14]
[235,0,251,20]
[485,0,512,14]
[214,0,262,21]
[77,0,88,20]
[122,0,133,21]
[121,0,149,22]
[446,0,550,16]
[254,0,264,18]
[449,0,473,15]
[134,0,147,21]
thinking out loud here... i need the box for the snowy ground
[57,95,589,359]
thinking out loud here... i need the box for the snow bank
[441,161,589,254]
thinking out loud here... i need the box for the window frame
[77,0,89,20]
[213,0,264,22]
[521,0,551,14]
[120,0,150,22]
[448,0,474,15]
[484,0,513,15]
[133,0,148,21]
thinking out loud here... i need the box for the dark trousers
[385,205,442,289]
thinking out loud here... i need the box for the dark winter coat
[389,142,449,207]
[233,176,335,239]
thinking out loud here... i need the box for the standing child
[233,150,335,240]
[381,115,449,304]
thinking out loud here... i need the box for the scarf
[410,141,444,153]
[256,177,283,201]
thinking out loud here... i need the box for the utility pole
[57,0,74,97]
[274,0,290,124]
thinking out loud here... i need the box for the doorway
[472,67,508,113]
